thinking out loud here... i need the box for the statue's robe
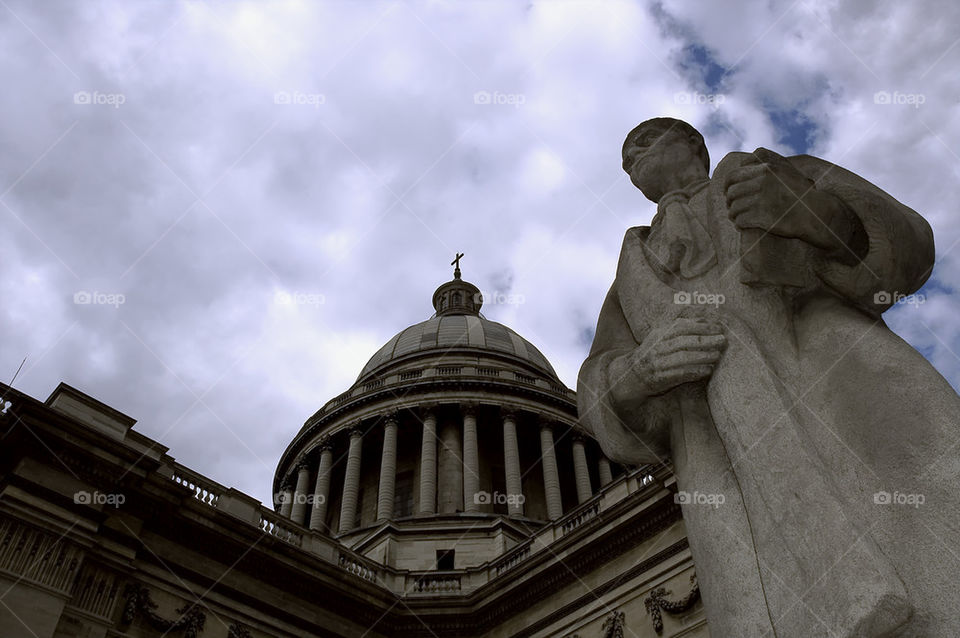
[578,150,960,637]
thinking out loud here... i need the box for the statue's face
[622,126,706,201]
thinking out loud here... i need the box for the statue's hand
[723,148,851,251]
[610,317,726,405]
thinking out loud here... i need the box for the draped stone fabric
[579,151,960,637]
[642,178,715,282]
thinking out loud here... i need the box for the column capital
[317,435,334,452]
[461,402,478,418]
[538,415,558,431]
[280,474,295,490]
[571,430,589,444]
[420,403,440,418]
[500,406,520,421]
[381,411,399,427]
[294,456,311,472]
[347,424,365,438]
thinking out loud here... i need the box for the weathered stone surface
[579,117,960,637]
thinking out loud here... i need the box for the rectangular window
[436,549,455,571]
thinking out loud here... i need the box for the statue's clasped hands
[614,315,726,402]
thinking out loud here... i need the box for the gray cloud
[1,0,958,506]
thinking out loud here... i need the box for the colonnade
[278,405,614,534]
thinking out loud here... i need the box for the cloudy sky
[2,0,958,507]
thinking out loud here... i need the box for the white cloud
[1,0,957,505]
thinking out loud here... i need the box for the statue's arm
[577,282,673,466]
[792,155,934,313]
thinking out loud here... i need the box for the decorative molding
[293,457,311,472]
[49,446,120,489]
[538,415,556,431]
[382,411,399,427]
[121,583,206,638]
[68,561,121,619]
[282,376,578,474]
[492,509,685,638]
[562,609,625,638]
[0,516,84,594]
[347,424,364,438]
[227,623,252,638]
[602,610,625,638]
[643,573,700,634]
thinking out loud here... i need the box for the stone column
[418,407,438,515]
[438,417,463,513]
[278,476,294,518]
[339,426,364,533]
[502,409,524,516]
[290,459,311,525]
[598,455,613,487]
[309,440,333,532]
[376,414,399,521]
[462,404,480,513]
[539,420,563,520]
[572,434,593,504]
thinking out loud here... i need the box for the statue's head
[622,118,710,202]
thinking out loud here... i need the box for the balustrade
[172,465,222,507]
[409,573,461,593]
[259,510,303,547]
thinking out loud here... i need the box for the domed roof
[357,314,559,381]
[357,255,561,383]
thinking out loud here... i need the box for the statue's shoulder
[616,226,653,280]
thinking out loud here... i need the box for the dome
[356,314,559,382]
[272,254,615,551]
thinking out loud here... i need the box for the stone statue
[578,117,960,637]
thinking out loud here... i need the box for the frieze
[0,515,84,594]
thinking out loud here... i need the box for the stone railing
[560,500,602,535]
[339,552,382,584]
[487,465,661,581]
[258,509,303,547]
[363,379,384,392]
[491,540,532,576]
[514,372,537,385]
[171,463,224,507]
[407,572,461,594]
[192,463,666,598]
